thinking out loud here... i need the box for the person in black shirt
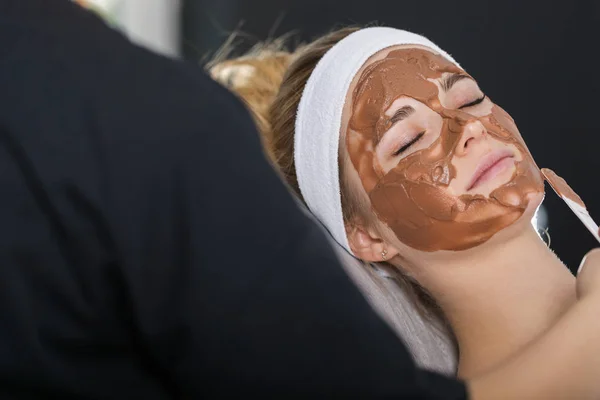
[2,1,600,399]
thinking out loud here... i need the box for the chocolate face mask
[346,48,544,252]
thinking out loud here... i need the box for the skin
[338,44,576,377]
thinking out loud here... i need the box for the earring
[381,249,388,261]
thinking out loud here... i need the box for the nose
[454,120,487,157]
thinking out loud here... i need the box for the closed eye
[459,94,486,109]
[393,131,425,157]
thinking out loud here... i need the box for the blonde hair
[208,27,457,374]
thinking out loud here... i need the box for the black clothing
[0,1,468,398]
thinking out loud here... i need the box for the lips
[467,149,515,191]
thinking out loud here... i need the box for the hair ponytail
[208,41,294,165]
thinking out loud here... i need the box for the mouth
[467,149,515,191]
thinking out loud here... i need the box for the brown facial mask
[346,48,544,252]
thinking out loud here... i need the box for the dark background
[180,0,599,273]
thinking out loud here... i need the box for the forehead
[357,45,464,101]
[340,45,462,136]
[347,43,450,100]
[341,44,457,132]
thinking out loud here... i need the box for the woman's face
[344,45,545,252]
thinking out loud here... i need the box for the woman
[209,27,577,379]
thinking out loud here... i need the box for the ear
[346,224,399,262]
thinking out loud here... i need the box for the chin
[524,190,545,219]
[494,190,545,243]
[471,189,543,248]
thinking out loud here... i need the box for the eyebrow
[441,73,472,92]
[389,105,416,125]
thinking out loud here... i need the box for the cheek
[485,106,541,172]
[347,131,383,193]
[369,177,468,251]
[486,104,522,142]
[370,167,459,228]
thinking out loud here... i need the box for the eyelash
[459,94,486,109]
[393,131,425,156]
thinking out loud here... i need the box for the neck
[417,226,576,378]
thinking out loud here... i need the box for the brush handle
[564,197,600,244]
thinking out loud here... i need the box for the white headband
[294,27,459,255]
